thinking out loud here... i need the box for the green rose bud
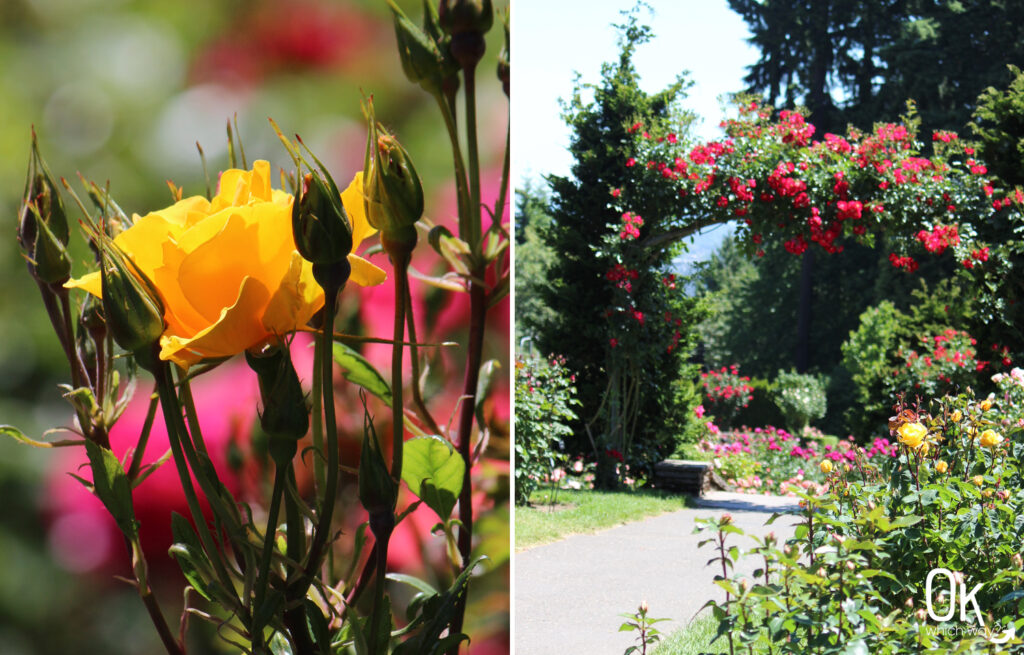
[497,7,509,97]
[438,0,493,69]
[292,170,354,268]
[387,0,447,96]
[438,0,493,37]
[99,244,165,366]
[363,106,423,256]
[18,131,71,284]
[246,344,309,466]
[359,427,398,519]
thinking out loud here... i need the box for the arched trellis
[591,101,1024,479]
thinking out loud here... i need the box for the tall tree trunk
[796,249,814,373]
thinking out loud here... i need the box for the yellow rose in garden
[979,429,1003,448]
[980,399,994,412]
[68,161,385,367]
[950,410,962,423]
[820,460,833,474]
[935,460,948,474]
[897,422,928,449]
[973,475,984,487]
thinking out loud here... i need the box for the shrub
[772,369,828,432]
[733,376,785,428]
[701,364,754,429]
[514,354,580,505]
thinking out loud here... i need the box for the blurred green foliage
[0,0,507,652]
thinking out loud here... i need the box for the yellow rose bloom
[68,161,385,367]
[820,460,833,474]
[979,429,1003,449]
[973,475,984,487]
[950,410,962,423]
[935,460,948,474]
[980,399,993,412]
[897,422,928,449]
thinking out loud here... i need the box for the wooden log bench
[652,459,711,495]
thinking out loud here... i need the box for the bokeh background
[0,0,509,652]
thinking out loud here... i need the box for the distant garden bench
[652,460,712,495]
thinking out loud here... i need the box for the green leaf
[169,512,213,601]
[84,439,137,539]
[402,436,465,520]
[387,573,440,596]
[332,342,392,404]
[474,359,501,429]
[393,556,485,655]
[0,425,83,448]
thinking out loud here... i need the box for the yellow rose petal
[263,252,324,336]
[160,276,272,368]
[341,172,377,249]
[176,213,263,323]
[115,212,187,275]
[65,270,103,297]
[347,254,387,287]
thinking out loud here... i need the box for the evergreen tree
[537,8,703,487]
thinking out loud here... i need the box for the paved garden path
[514,491,802,655]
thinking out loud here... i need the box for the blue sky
[513,0,761,264]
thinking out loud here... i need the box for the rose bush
[699,380,1024,652]
[66,160,385,368]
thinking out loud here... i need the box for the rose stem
[303,278,341,582]
[129,535,185,655]
[176,372,245,558]
[126,394,159,480]
[151,358,245,634]
[432,95,472,240]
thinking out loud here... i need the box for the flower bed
[699,425,898,496]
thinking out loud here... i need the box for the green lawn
[515,487,693,550]
[653,613,730,655]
